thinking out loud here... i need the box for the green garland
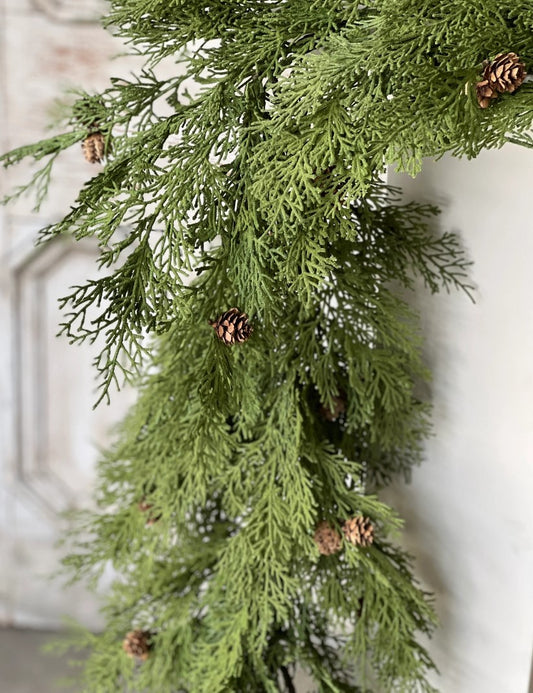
[2,1,532,691]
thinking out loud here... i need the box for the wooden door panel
[0,0,134,629]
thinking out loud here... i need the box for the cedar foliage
[2,1,532,691]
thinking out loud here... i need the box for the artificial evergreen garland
[2,1,532,691]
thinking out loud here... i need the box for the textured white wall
[386,147,533,693]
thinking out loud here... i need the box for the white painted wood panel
[0,0,136,629]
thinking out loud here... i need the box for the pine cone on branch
[311,164,346,199]
[313,521,342,556]
[342,516,374,547]
[138,498,161,526]
[319,393,346,422]
[475,81,499,109]
[122,630,152,660]
[476,52,526,108]
[82,131,108,163]
[210,308,252,345]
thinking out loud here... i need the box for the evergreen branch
[0,131,84,167]
[0,131,85,210]
[4,1,530,689]
[58,236,162,406]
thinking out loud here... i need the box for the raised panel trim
[13,236,98,515]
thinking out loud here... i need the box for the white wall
[386,147,533,693]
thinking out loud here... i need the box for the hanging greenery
[2,1,532,691]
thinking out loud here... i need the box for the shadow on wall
[383,150,533,692]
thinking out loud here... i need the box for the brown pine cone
[313,521,342,556]
[311,165,345,197]
[342,516,374,548]
[476,52,526,108]
[82,131,108,163]
[319,393,346,422]
[122,629,152,660]
[475,81,499,109]
[138,498,161,526]
[209,308,252,345]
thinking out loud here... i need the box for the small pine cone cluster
[319,393,346,422]
[476,52,526,108]
[313,521,342,556]
[311,164,345,198]
[138,498,161,526]
[122,629,152,661]
[343,516,374,548]
[210,308,252,345]
[82,131,107,163]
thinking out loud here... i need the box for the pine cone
[342,516,374,547]
[82,131,107,163]
[475,81,499,109]
[476,52,526,108]
[138,498,161,526]
[313,521,342,556]
[122,630,152,660]
[312,165,334,192]
[319,393,346,422]
[312,165,344,197]
[209,308,252,345]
